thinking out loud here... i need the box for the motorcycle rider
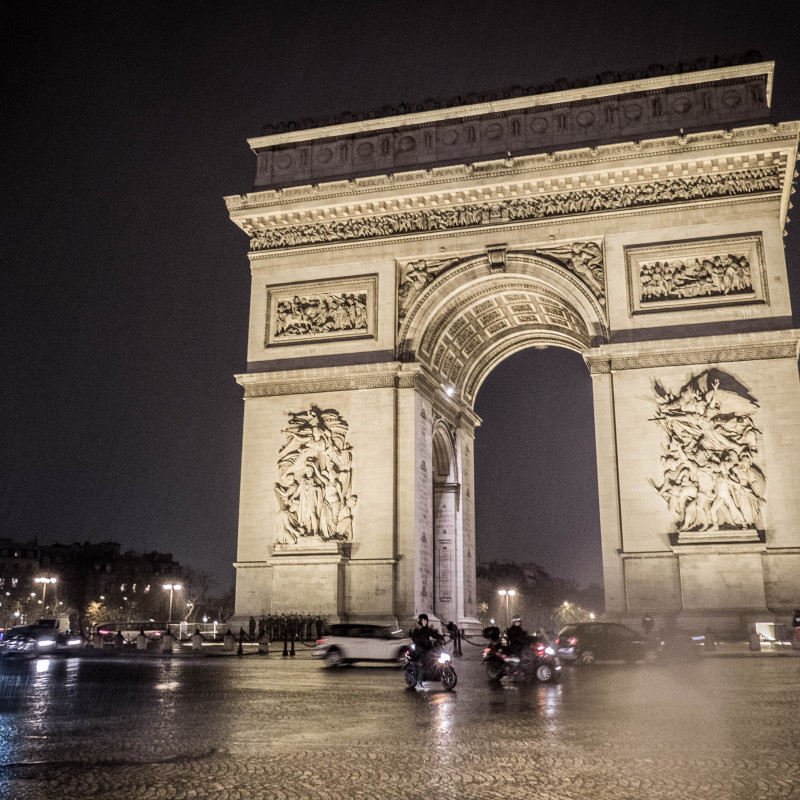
[411,614,443,691]
[505,616,529,659]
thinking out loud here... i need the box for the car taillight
[569,636,578,646]
[535,643,546,656]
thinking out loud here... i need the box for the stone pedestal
[674,544,769,620]
[267,541,349,620]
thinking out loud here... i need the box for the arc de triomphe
[226,60,800,632]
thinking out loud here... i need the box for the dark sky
[2,2,799,591]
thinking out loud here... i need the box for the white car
[315,623,411,667]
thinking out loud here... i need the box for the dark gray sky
[2,1,799,591]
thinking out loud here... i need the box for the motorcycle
[482,626,561,684]
[402,642,458,691]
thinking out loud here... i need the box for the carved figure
[651,370,765,532]
[639,252,753,303]
[398,258,460,320]
[274,291,368,338]
[274,407,356,543]
[541,241,605,303]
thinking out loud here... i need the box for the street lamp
[35,577,57,612]
[163,583,182,624]
[497,588,516,627]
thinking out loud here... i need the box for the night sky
[3,2,799,592]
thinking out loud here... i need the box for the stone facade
[228,61,800,633]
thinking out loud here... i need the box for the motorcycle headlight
[545,646,555,656]
[437,652,451,664]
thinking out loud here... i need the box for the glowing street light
[498,588,516,627]
[163,583,182,624]
[35,577,57,611]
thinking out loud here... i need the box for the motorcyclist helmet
[511,616,522,626]
[417,614,429,625]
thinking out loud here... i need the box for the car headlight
[67,639,83,647]
[37,639,56,648]
[545,646,555,656]
[437,652,451,664]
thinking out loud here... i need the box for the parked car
[0,618,84,658]
[555,622,655,665]
[315,624,411,667]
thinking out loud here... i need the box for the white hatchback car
[315,623,411,667]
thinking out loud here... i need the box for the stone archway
[398,249,606,405]
[228,61,800,635]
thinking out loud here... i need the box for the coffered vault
[227,60,800,633]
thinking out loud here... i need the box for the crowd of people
[247,614,327,642]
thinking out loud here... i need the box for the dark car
[0,621,84,658]
[555,622,654,665]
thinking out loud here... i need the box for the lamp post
[497,588,516,627]
[35,577,57,612]
[162,583,182,625]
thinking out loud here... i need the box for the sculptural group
[640,252,753,302]
[274,408,356,543]
[652,371,765,532]
[274,292,368,338]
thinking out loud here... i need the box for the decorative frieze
[626,234,766,315]
[583,331,800,373]
[246,164,781,251]
[265,275,377,346]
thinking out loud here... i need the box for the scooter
[482,626,561,684]
[402,643,458,691]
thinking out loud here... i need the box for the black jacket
[412,625,443,652]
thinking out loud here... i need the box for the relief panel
[626,234,766,315]
[650,369,765,544]
[265,275,377,347]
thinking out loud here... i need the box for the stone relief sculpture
[274,407,356,544]
[398,258,460,321]
[249,166,781,250]
[275,291,368,338]
[651,370,765,533]
[539,241,605,303]
[640,252,753,302]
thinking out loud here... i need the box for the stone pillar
[587,365,626,615]
[433,483,458,625]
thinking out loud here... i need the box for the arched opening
[431,422,459,625]
[402,249,608,628]
[473,346,603,627]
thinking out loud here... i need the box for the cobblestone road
[1,649,798,799]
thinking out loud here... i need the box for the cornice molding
[583,329,800,373]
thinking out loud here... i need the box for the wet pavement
[1,647,798,799]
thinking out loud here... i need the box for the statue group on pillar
[651,370,765,532]
[274,407,356,544]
